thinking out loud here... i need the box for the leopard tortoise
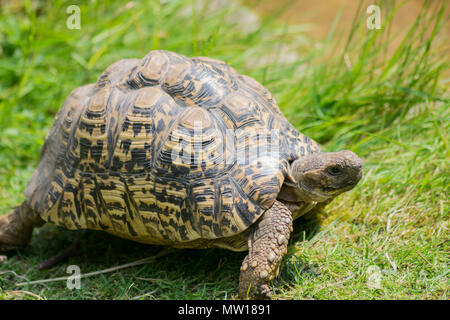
[0,50,362,299]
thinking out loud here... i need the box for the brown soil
[245,0,449,77]
[247,0,428,40]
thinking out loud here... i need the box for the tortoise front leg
[239,200,293,299]
[0,202,44,256]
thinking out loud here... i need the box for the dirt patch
[245,0,449,77]
[247,0,428,40]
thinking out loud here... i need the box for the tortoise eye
[327,166,341,176]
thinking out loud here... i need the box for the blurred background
[0,0,448,300]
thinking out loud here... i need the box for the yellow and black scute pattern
[24,50,320,246]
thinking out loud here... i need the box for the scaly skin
[239,200,293,299]
[0,202,43,254]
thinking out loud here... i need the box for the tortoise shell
[24,50,320,245]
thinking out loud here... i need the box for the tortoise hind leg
[0,202,44,253]
[239,201,293,299]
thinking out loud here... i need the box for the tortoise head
[280,150,363,203]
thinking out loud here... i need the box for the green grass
[0,0,448,300]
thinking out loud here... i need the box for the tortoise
[0,50,362,299]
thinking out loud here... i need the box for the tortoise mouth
[323,184,354,194]
[297,181,330,202]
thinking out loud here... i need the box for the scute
[24,50,320,245]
